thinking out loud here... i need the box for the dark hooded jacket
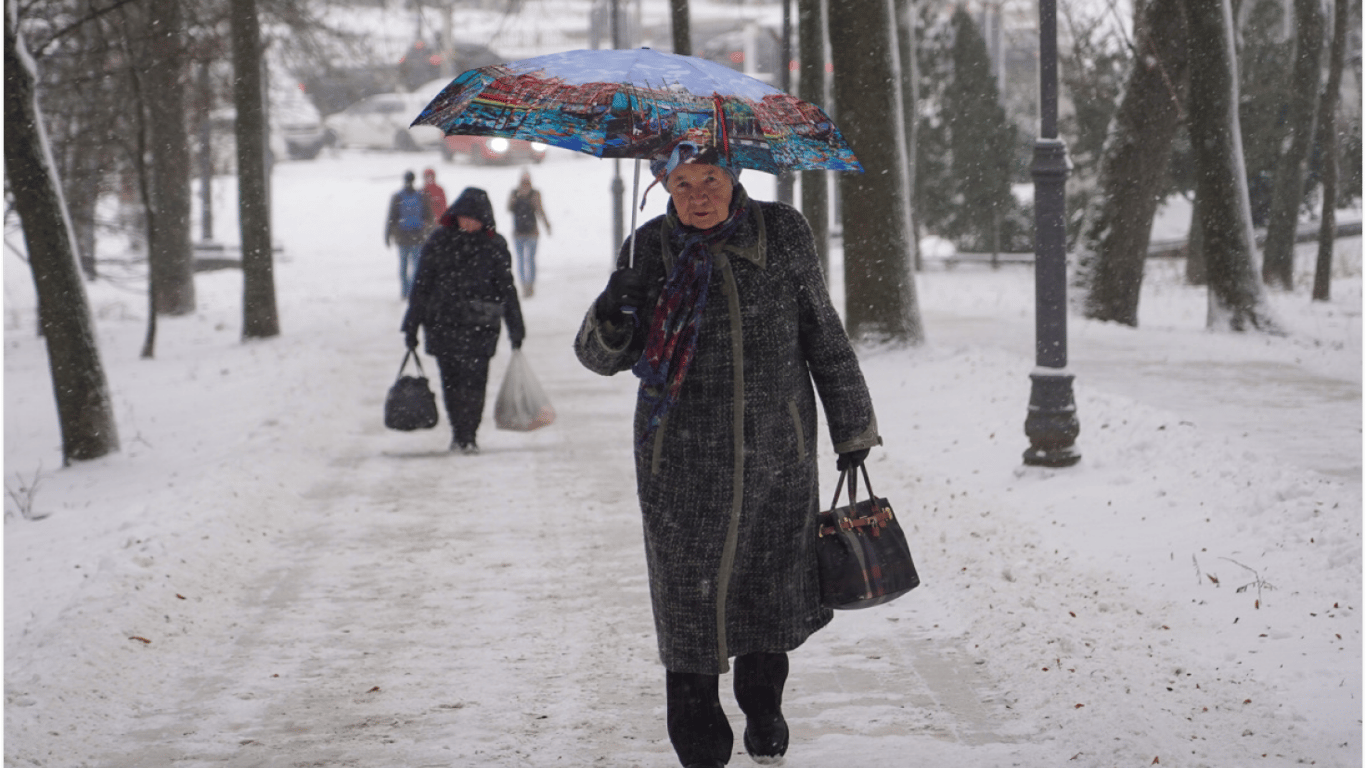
[574,185,880,674]
[402,188,524,358]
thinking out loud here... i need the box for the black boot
[666,670,732,767]
[734,652,789,765]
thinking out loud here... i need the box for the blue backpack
[397,190,425,232]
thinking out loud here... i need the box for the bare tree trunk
[63,143,101,280]
[128,64,158,360]
[4,5,120,464]
[1261,0,1324,289]
[1079,0,1190,326]
[196,59,215,242]
[145,0,196,316]
[1185,193,1208,284]
[232,0,280,340]
[670,0,690,55]
[1184,0,1280,332]
[894,0,920,272]
[828,0,922,343]
[1312,0,1348,301]
[798,0,830,275]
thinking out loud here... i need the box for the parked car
[442,135,547,165]
[274,87,328,160]
[410,79,547,165]
[322,92,444,151]
[207,86,327,173]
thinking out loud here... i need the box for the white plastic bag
[494,349,556,431]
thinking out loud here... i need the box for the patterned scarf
[632,187,751,448]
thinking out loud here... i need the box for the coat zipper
[712,253,745,673]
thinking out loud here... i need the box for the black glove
[836,448,870,472]
[404,331,418,350]
[594,268,647,323]
[511,337,523,350]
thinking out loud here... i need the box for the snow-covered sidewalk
[5,151,1360,767]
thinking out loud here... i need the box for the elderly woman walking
[574,140,880,768]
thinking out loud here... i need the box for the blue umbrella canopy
[413,48,862,175]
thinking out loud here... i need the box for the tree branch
[29,0,143,61]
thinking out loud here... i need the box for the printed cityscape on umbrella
[414,49,863,175]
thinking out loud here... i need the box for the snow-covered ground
[5,144,1361,767]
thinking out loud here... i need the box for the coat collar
[660,200,766,273]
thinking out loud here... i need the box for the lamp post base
[1023,369,1081,467]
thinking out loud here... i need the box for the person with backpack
[385,170,434,299]
[507,171,551,298]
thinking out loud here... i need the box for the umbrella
[411,47,862,176]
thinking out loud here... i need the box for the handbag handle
[827,462,879,516]
[397,348,427,378]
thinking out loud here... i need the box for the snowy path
[26,279,1042,767]
[5,152,1358,767]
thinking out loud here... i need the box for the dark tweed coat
[574,190,880,674]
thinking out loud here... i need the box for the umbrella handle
[628,157,642,270]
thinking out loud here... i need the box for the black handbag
[384,349,440,431]
[816,464,920,610]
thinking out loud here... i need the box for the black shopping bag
[384,349,439,431]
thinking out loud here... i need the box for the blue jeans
[398,243,422,298]
[513,235,538,287]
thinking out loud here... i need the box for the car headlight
[530,142,547,152]
[488,138,510,154]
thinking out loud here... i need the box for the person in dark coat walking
[385,170,434,299]
[574,140,880,768]
[403,187,525,454]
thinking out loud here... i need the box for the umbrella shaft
[628,158,642,269]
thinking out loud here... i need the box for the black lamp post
[1023,0,1081,467]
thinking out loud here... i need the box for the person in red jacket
[421,168,448,232]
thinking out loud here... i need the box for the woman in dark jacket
[403,187,525,454]
[574,142,880,768]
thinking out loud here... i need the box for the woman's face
[666,163,733,230]
[457,216,483,232]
